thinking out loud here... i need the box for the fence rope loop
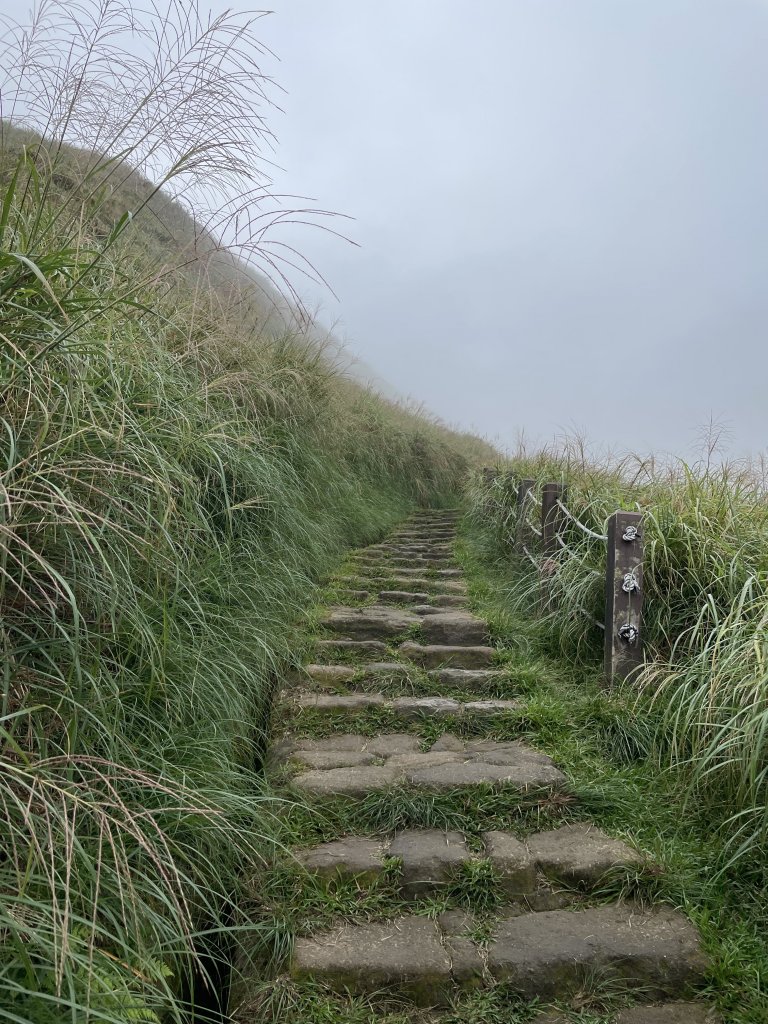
[555,499,609,542]
[621,571,640,594]
[622,524,640,543]
[618,623,639,644]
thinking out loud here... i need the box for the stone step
[391,533,456,543]
[386,557,456,568]
[291,904,706,1006]
[283,735,565,797]
[366,541,453,552]
[302,664,356,686]
[290,690,521,721]
[304,663,508,693]
[303,661,415,688]
[378,589,432,605]
[431,594,468,607]
[526,822,644,886]
[320,609,487,650]
[355,565,454,578]
[400,641,496,669]
[535,1006,721,1024]
[487,904,707,999]
[420,611,488,646]
[314,639,389,661]
[322,606,419,640]
[428,667,507,689]
[613,1004,721,1024]
[295,823,642,897]
[385,545,455,555]
[348,573,468,595]
[336,588,370,602]
[291,917,455,1006]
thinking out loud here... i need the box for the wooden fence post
[514,478,535,553]
[541,482,567,556]
[604,511,644,685]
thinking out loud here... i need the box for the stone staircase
[240,510,718,1022]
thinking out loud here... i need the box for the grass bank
[0,4,495,1020]
[465,457,768,1022]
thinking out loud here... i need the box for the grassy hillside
[0,7,497,1020]
[468,441,768,879]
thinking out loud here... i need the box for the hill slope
[0,124,497,1021]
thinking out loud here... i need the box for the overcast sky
[7,0,768,458]
[247,0,768,459]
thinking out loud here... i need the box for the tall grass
[468,437,768,875]
[0,4,495,1020]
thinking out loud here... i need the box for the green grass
[468,452,768,874]
[0,5,498,1020]
[453,521,768,1023]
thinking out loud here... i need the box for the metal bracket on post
[514,478,535,553]
[604,510,644,686]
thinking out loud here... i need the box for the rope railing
[574,604,605,630]
[494,471,644,686]
[555,499,608,542]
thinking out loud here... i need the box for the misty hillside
[1,120,399,399]
[0,84,497,1019]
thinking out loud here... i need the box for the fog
[7,0,768,458]
[257,0,768,458]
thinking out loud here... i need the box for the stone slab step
[400,641,496,669]
[358,566,450,578]
[293,821,642,897]
[390,829,470,896]
[290,691,521,721]
[615,1004,721,1024]
[366,541,453,551]
[361,576,468,596]
[420,611,488,646]
[297,836,386,884]
[302,661,416,688]
[428,668,507,689]
[303,664,356,686]
[430,594,468,607]
[291,905,706,1007]
[314,639,389,661]
[291,916,454,1006]
[387,557,456,568]
[285,736,565,797]
[527,822,643,886]
[322,606,419,640]
[378,546,454,556]
[487,904,707,998]
[391,534,456,543]
[378,590,432,604]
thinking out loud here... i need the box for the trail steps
[239,509,718,1022]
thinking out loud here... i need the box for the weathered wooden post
[514,478,535,553]
[541,483,567,555]
[539,483,566,609]
[604,511,644,685]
